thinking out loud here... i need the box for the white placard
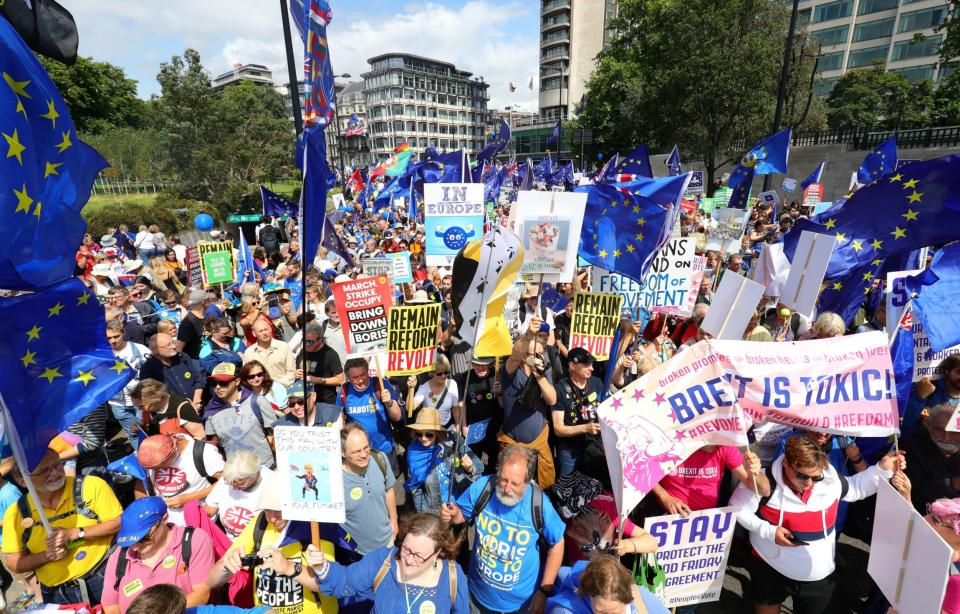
[781,178,797,193]
[913,320,960,382]
[423,184,485,267]
[887,270,921,343]
[700,272,765,340]
[332,193,346,208]
[781,231,836,317]
[274,426,346,523]
[758,190,780,208]
[592,268,642,319]
[751,243,791,297]
[640,238,696,313]
[514,191,587,283]
[868,480,952,613]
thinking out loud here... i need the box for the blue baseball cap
[117,497,167,547]
[288,379,306,398]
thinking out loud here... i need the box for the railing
[790,125,960,149]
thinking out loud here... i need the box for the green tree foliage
[83,193,218,238]
[576,0,799,189]
[936,0,960,64]
[825,63,932,131]
[40,55,147,134]
[83,126,166,181]
[932,70,960,125]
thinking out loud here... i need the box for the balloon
[597,153,604,161]
[194,213,214,231]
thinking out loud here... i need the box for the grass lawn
[85,192,158,213]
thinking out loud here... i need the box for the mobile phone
[240,554,264,568]
[787,534,809,546]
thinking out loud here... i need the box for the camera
[240,554,264,568]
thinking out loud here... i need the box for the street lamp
[540,62,567,158]
[332,73,352,186]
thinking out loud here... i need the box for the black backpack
[259,225,281,252]
[472,477,548,553]
[192,440,219,485]
[113,527,195,591]
[16,476,99,548]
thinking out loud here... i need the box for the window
[858,0,898,15]
[941,64,957,80]
[892,34,942,60]
[846,44,888,68]
[819,51,845,70]
[798,8,811,26]
[853,18,895,41]
[898,7,949,33]
[891,64,936,83]
[813,77,838,96]
[813,0,853,23]
[811,25,849,46]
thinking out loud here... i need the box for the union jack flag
[303,0,336,128]
[344,113,366,137]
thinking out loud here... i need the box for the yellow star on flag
[836,232,847,243]
[851,240,863,252]
[56,131,72,153]
[870,238,882,250]
[872,259,883,266]
[632,206,640,214]
[626,244,635,253]
[39,367,62,384]
[33,202,41,218]
[637,218,646,227]
[863,271,875,282]
[902,208,919,221]
[888,174,903,183]
[74,370,97,386]
[832,282,843,291]
[613,249,622,258]
[891,226,907,239]
[26,325,42,341]
[44,162,62,178]
[907,191,923,204]
[2,72,31,98]
[76,293,91,305]
[3,129,25,165]
[902,179,918,189]
[47,303,64,317]
[824,218,836,230]
[635,232,644,241]
[599,250,608,258]
[20,350,36,368]
[110,360,129,375]
[13,184,32,214]
[15,98,26,119]
[40,100,59,128]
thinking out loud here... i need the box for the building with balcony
[361,53,490,158]
[211,63,275,91]
[539,0,617,122]
[325,81,374,173]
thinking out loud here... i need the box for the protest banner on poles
[274,425,345,522]
[570,291,623,360]
[598,341,749,517]
[644,507,737,608]
[514,191,587,282]
[330,275,392,355]
[386,303,441,376]
[423,184,485,267]
[710,331,899,437]
[592,268,642,319]
[197,241,236,285]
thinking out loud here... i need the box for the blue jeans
[556,443,583,477]
[110,404,139,451]
[40,550,109,605]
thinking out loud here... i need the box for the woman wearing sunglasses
[404,408,482,514]
[408,355,462,428]
[305,512,469,614]
[239,360,288,412]
[731,434,905,614]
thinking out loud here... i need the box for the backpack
[192,440,219,485]
[113,527,195,591]
[756,463,849,512]
[472,477,548,553]
[371,548,458,601]
[260,225,281,252]
[16,476,99,548]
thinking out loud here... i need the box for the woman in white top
[150,224,167,253]
[409,354,461,428]
[204,450,274,540]
[134,224,156,261]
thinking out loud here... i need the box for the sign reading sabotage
[570,292,623,360]
[330,276,392,355]
[387,303,441,376]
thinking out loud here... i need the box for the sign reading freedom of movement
[387,303,441,376]
[330,275,392,356]
[274,426,345,523]
[423,184,485,267]
[644,507,737,608]
[640,238,699,316]
[570,291,623,360]
[592,268,642,318]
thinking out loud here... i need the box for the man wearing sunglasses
[203,363,278,469]
[731,434,905,614]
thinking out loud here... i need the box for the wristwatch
[288,561,303,577]
[76,528,86,541]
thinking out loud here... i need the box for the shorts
[748,554,835,614]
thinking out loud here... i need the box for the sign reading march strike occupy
[274,425,345,523]
[570,292,623,360]
[423,184,484,267]
[330,275,392,356]
[644,507,737,608]
[386,303,441,376]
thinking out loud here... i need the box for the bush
[83,195,220,238]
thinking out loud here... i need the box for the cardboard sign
[781,231,836,317]
[332,193,346,209]
[656,255,707,319]
[868,480,952,614]
[423,184,485,267]
[514,191,587,282]
[887,270,921,343]
[641,238,698,316]
[644,507,737,607]
[186,246,202,288]
[598,341,749,517]
[700,272,765,340]
[683,170,705,198]
[699,197,717,215]
[751,243,790,297]
[197,241,235,285]
[330,275,392,355]
[803,183,823,210]
[713,187,732,206]
[913,320,960,382]
[362,259,394,278]
[781,177,797,193]
[390,251,414,284]
[711,331,900,437]
[758,190,780,209]
[386,303,441,376]
[592,268,642,319]
[705,208,750,253]
[570,291,623,360]
[274,426,345,522]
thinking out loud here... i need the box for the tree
[936,0,960,64]
[576,0,797,190]
[825,63,932,131]
[931,70,960,125]
[40,55,147,134]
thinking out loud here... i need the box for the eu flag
[0,18,108,290]
[617,144,653,178]
[728,129,792,185]
[857,136,897,185]
[576,173,690,283]
[890,313,915,421]
[727,167,755,209]
[784,154,960,280]
[321,215,355,268]
[477,118,510,163]
[666,145,682,176]
[518,158,534,191]
[905,242,960,352]
[260,186,298,218]
[800,160,825,190]
[296,127,332,269]
[0,278,133,468]
[546,120,561,150]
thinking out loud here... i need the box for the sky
[67,0,541,112]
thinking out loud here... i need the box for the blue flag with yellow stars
[905,242,960,353]
[260,186,297,219]
[727,167,755,209]
[617,144,654,178]
[666,145,682,176]
[800,160,825,190]
[477,118,510,163]
[0,18,108,290]
[784,154,960,281]
[576,173,691,283]
[727,128,792,187]
[857,136,897,185]
[546,120,561,150]
[0,278,134,469]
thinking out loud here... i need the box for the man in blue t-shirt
[441,445,565,614]
[336,357,403,475]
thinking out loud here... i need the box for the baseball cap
[288,379,306,398]
[208,362,239,382]
[471,355,494,365]
[568,347,596,364]
[116,497,167,547]
[137,434,177,469]
[187,288,212,306]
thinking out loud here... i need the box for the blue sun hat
[117,496,167,547]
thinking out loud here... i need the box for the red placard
[330,275,392,355]
[802,183,823,210]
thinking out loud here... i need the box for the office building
[539,0,618,122]
[211,63,275,91]
[327,81,374,172]
[802,0,953,95]
[361,53,490,158]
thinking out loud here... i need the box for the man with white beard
[441,445,566,614]
[1,449,122,605]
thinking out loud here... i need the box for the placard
[705,208,750,253]
[386,303,441,376]
[330,275,392,355]
[913,320,960,382]
[751,243,790,297]
[644,507,737,608]
[683,170,705,198]
[274,425,345,522]
[640,238,697,315]
[332,193,346,209]
[655,256,707,319]
[757,190,780,209]
[781,231,836,317]
[700,272,765,340]
[389,251,414,284]
[514,191,587,282]
[570,292,623,360]
[802,183,823,210]
[423,184,485,267]
[887,270,920,343]
[781,177,797,193]
[362,259,394,278]
[186,246,202,288]
[197,241,236,285]
[592,269,642,319]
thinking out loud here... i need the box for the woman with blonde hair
[408,354,462,428]
[203,450,274,539]
[147,256,180,292]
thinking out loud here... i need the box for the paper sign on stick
[700,272,765,340]
[913,320,960,383]
[640,238,697,314]
[758,191,780,208]
[887,270,921,343]
[570,291,623,360]
[781,178,797,193]
[330,275,392,355]
[386,303,441,376]
[705,208,750,253]
[423,184,485,267]
[868,480,952,613]
[514,191,587,282]
[592,268,642,319]
[781,231,835,316]
[751,243,790,297]
[274,426,345,522]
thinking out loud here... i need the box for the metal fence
[791,125,960,150]
[91,177,180,197]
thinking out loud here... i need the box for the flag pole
[0,395,53,533]
[279,0,303,136]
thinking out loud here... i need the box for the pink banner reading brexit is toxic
[710,331,899,437]
[598,341,749,518]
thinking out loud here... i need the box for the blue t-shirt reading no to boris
[337,380,400,454]
[456,476,566,612]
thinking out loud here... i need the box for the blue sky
[67,0,540,111]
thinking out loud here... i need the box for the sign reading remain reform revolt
[387,303,441,376]
[570,291,623,360]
